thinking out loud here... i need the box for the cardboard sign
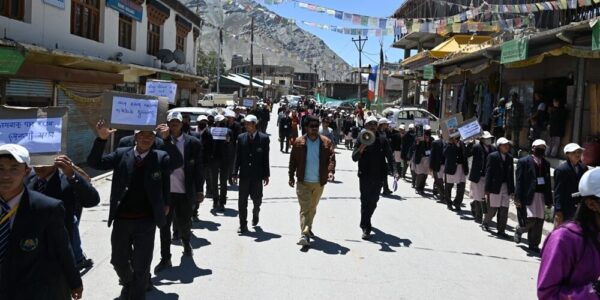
[102,92,168,131]
[242,98,255,108]
[458,118,483,141]
[440,113,463,141]
[210,127,228,141]
[0,105,68,166]
[145,80,177,104]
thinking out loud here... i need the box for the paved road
[79,107,542,300]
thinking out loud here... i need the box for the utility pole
[249,17,254,97]
[262,53,265,99]
[352,35,368,101]
[217,28,222,93]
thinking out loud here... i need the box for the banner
[501,39,529,64]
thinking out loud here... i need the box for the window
[1,0,24,20]
[147,21,161,56]
[176,34,185,51]
[71,0,100,41]
[118,14,133,49]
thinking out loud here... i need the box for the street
[78,108,541,300]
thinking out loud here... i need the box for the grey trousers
[517,218,544,248]
[484,206,509,234]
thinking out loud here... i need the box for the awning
[222,74,264,89]
[392,32,445,50]
[429,35,492,59]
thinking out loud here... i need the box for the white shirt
[134,148,149,160]
[170,134,186,194]
[1,189,24,228]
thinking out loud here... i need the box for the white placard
[414,117,430,126]
[243,99,255,107]
[145,81,177,104]
[111,97,158,126]
[210,127,228,140]
[458,118,482,141]
[0,118,62,153]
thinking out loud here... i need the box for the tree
[197,50,226,79]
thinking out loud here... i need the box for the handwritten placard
[0,118,62,153]
[414,117,430,127]
[440,113,463,142]
[0,105,68,166]
[111,97,158,126]
[145,80,177,104]
[210,127,228,141]
[458,118,483,141]
[102,92,168,131]
[243,99,255,108]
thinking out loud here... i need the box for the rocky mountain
[192,0,351,80]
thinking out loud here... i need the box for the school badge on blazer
[256,147,263,153]
[151,171,162,180]
[20,238,39,252]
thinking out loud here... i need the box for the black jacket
[118,135,165,148]
[468,143,496,183]
[389,131,402,152]
[413,138,432,165]
[429,138,445,172]
[211,126,233,161]
[515,155,553,206]
[444,142,469,176]
[401,132,415,160]
[485,152,515,195]
[553,161,588,220]
[234,132,270,179]
[0,189,82,299]
[24,170,100,235]
[279,116,292,136]
[193,129,214,165]
[87,138,181,227]
[172,134,204,202]
[352,132,395,182]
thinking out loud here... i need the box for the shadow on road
[211,207,239,218]
[244,226,282,242]
[152,256,213,286]
[300,236,350,255]
[369,228,412,252]
[192,219,221,231]
[381,194,404,201]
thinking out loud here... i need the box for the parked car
[167,107,218,131]
[382,107,440,132]
[324,100,355,112]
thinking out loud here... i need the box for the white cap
[576,168,600,198]
[224,110,236,118]
[424,124,431,131]
[215,115,226,122]
[399,124,406,130]
[408,124,415,129]
[496,137,512,146]
[532,139,547,148]
[167,111,183,122]
[0,144,30,166]
[328,114,333,118]
[481,131,493,139]
[244,114,258,123]
[197,115,208,122]
[365,116,378,125]
[564,143,584,154]
[378,118,390,125]
[134,130,156,135]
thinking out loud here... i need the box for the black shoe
[361,229,371,240]
[153,258,172,274]
[252,215,259,227]
[237,226,248,234]
[76,257,94,270]
[528,246,541,253]
[382,189,392,195]
[308,230,315,238]
[218,204,225,213]
[183,242,193,256]
[514,231,522,244]
[454,204,461,212]
[481,223,490,232]
[497,232,509,239]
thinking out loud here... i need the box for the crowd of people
[0,95,598,299]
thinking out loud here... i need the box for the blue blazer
[485,151,515,195]
[87,138,180,228]
[553,161,588,220]
[234,132,270,179]
[515,156,553,206]
[468,143,496,183]
[0,189,82,299]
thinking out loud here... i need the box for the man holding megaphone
[352,116,399,240]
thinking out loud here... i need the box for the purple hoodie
[538,222,600,299]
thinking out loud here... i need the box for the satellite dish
[173,49,186,64]
[157,49,174,64]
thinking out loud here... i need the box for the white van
[198,93,237,107]
[167,107,218,131]
[382,107,440,132]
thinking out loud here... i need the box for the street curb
[91,171,113,183]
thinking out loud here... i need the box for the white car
[167,107,219,131]
[382,107,440,132]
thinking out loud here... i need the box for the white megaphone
[358,130,376,146]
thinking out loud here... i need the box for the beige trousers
[297,181,325,235]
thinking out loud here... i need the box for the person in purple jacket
[537,167,600,299]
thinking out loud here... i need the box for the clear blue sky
[258,0,406,67]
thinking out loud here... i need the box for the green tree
[197,50,226,80]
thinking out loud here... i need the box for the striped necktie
[0,201,11,264]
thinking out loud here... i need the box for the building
[231,63,294,87]
[0,0,204,163]
[293,72,318,94]
[231,54,244,68]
